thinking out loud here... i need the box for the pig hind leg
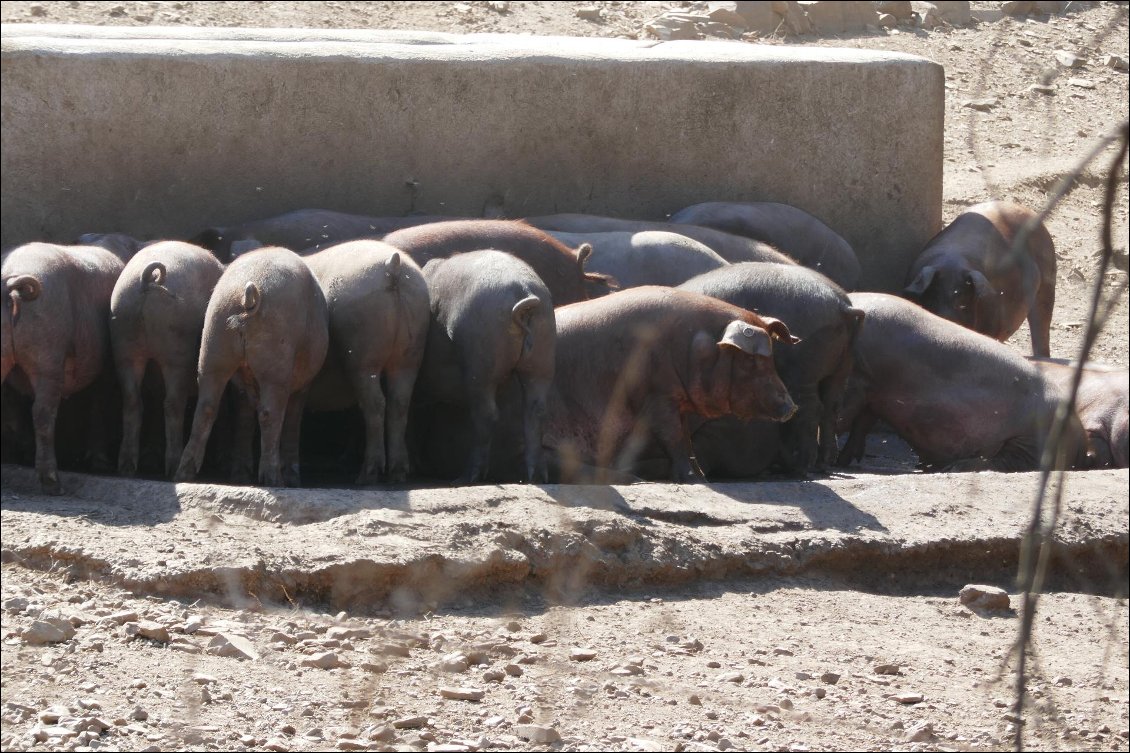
[384,367,419,484]
[517,372,551,483]
[174,367,236,482]
[255,381,291,488]
[115,356,147,477]
[837,407,878,467]
[1028,281,1055,358]
[28,366,65,494]
[351,365,388,485]
[161,364,194,478]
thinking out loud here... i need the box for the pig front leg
[648,398,703,483]
[837,407,878,467]
[280,387,309,488]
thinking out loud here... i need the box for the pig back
[385,220,589,306]
[669,201,861,290]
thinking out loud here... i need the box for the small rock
[3,596,29,613]
[131,707,148,722]
[878,13,897,28]
[813,687,827,699]
[1028,84,1056,95]
[207,632,259,661]
[873,663,901,676]
[528,632,548,644]
[820,672,841,685]
[301,652,347,670]
[1103,54,1129,72]
[1067,78,1096,89]
[962,98,997,112]
[719,672,745,684]
[105,610,139,625]
[576,6,602,21]
[136,620,170,642]
[904,721,933,742]
[959,585,1010,612]
[570,647,597,661]
[892,691,924,704]
[336,741,368,751]
[1054,50,1085,68]
[1054,676,1073,687]
[440,652,470,672]
[688,694,702,705]
[22,618,75,645]
[515,724,561,744]
[326,626,370,641]
[439,687,486,702]
[29,4,48,16]
[392,716,428,729]
[360,661,388,673]
[37,706,70,724]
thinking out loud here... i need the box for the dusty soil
[1,2,1129,752]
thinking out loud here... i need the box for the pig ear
[904,265,936,297]
[717,320,772,357]
[966,270,996,299]
[758,316,801,345]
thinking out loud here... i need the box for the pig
[383,220,613,306]
[2,243,125,493]
[413,250,555,483]
[173,247,329,487]
[191,209,454,262]
[109,241,224,477]
[303,240,431,484]
[668,201,861,291]
[836,293,1085,472]
[1030,358,1128,469]
[545,231,727,293]
[524,213,798,269]
[678,263,865,476]
[76,233,148,263]
[902,201,1056,357]
[546,287,798,482]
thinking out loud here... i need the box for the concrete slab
[1,24,943,290]
[1,465,1125,612]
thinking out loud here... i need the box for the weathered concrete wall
[1,25,943,290]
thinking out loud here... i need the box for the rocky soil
[1,2,1129,752]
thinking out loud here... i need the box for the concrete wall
[1,25,943,290]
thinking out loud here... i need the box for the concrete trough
[2,24,943,290]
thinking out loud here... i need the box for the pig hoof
[355,471,380,486]
[39,472,62,496]
[118,458,138,478]
[386,468,408,485]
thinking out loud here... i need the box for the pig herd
[2,200,1127,495]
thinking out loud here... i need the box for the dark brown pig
[545,231,727,294]
[413,250,555,483]
[174,247,329,487]
[191,209,454,262]
[525,213,798,269]
[383,220,612,306]
[836,293,1084,472]
[2,243,125,493]
[546,287,798,482]
[1030,358,1128,469]
[304,240,430,484]
[76,233,148,263]
[109,241,224,477]
[668,202,861,291]
[903,201,1055,357]
[679,263,864,476]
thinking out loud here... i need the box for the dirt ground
[1,2,1128,751]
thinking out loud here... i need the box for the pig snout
[772,393,798,422]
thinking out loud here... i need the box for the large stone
[1,25,942,291]
[734,1,778,32]
[876,1,914,20]
[913,1,971,27]
[22,618,75,644]
[772,1,813,34]
[959,584,1011,611]
[798,1,845,33]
